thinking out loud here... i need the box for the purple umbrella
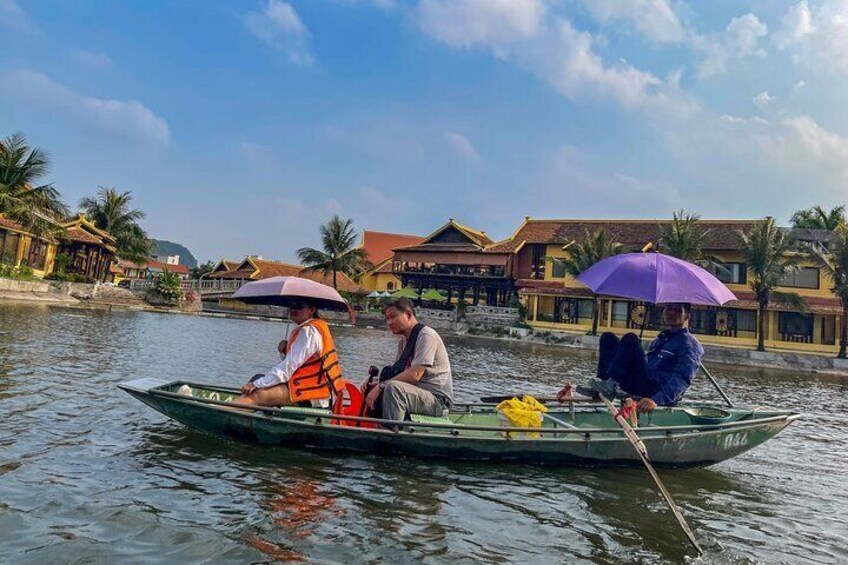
[576,252,736,306]
[232,276,354,321]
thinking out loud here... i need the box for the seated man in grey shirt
[364,298,453,421]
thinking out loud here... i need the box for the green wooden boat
[119,378,799,468]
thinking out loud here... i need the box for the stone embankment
[0,278,199,313]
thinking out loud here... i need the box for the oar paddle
[597,393,703,556]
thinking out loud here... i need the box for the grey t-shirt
[395,326,453,406]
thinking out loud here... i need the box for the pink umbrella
[232,276,355,321]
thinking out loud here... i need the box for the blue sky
[2,0,848,263]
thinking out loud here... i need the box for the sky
[2,0,848,264]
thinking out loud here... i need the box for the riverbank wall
[5,279,847,375]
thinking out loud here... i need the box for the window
[716,262,747,284]
[612,301,628,321]
[735,310,757,332]
[551,259,567,278]
[0,230,20,264]
[531,245,546,279]
[577,299,594,319]
[28,240,47,271]
[387,282,395,291]
[779,312,813,337]
[779,267,820,289]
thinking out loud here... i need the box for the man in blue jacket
[558,303,704,412]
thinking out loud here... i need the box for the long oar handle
[700,363,734,408]
[598,394,703,556]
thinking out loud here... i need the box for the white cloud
[695,14,768,78]
[326,198,345,215]
[444,132,481,163]
[335,0,396,8]
[360,186,391,207]
[417,0,544,50]
[759,115,848,182]
[794,79,806,88]
[581,0,685,44]
[773,1,848,74]
[752,90,775,112]
[72,50,113,70]
[418,3,695,115]
[773,1,815,49]
[244,0,313,67]
[0,0,37,33]
[0,69,170,144]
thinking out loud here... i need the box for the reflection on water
[1,304,847,564]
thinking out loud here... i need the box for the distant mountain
[150,239,198,268]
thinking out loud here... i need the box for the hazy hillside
[150,240,198,268]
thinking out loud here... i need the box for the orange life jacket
[287,318,344,402]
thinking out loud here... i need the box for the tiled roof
[488,219,760,253]
[360,231,424,265]
[393,243,490,254]
[0,215,25,231]
[65,226,103,245]
[209,257,360,292]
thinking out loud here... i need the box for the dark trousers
[597,333,658,398]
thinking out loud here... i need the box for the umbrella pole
[700,363,734,408]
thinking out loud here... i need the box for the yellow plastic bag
[496,395,547,438]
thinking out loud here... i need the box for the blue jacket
[646,328,704,405]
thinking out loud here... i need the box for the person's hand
[637,398,657,413]
[556,383,574,403]
[277,340,288,355]
[241,382,259,395]
[365,385,382,410]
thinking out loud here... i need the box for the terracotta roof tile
[360,231,424,265]
[0,215,25,231]
[65,226,103,245]
[491,219,760,252]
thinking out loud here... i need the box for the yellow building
[356,230,425,292]
[0,214,58,277]
[501,218,844,354]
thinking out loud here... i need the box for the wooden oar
[597,393,703,556]
[700,363,734,408]
[478,394,599,404]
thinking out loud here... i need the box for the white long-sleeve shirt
[253,322,323,389]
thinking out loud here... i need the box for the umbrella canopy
[421,289,447,302]
[576,253,737,306]
[380,291,393,298]
[391,287,420,299]
[232,276,350,311]
[366,290,382,298]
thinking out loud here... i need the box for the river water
[0,304,846,564]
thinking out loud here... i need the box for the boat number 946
[722,432,749,450]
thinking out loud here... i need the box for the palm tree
[658,210,727,275]
[79,187,152,262]
[297,215,369,289]
[551,228,626,335]
[0,132,69,235]
[808,223,848,358]
[738,217,806,352]
[790,205,845,231]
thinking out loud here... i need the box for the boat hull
[121,378,798,468]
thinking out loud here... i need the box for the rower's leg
[234,384,294,407]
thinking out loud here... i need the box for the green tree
[0,132,69,235]
[738,217,807,352]
[790,205,846,231]
[297,215,369,289]
[190,260,215,280]
[550,228,626,335]
[808,223,848,358]
[79,187,152,262]
[659,210,727,275]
